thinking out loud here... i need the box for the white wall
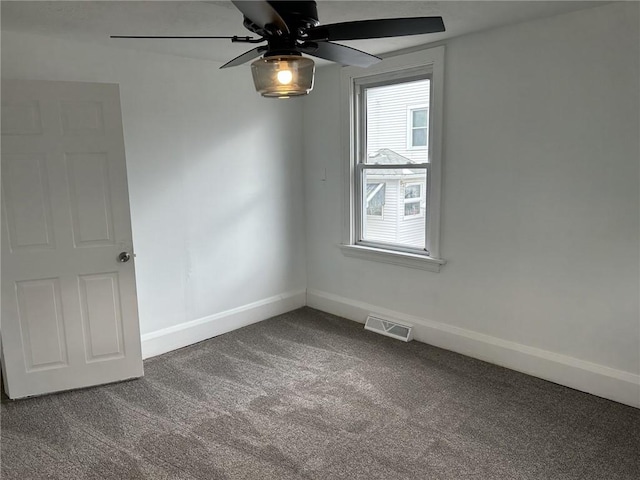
[303,3,639,404]
[1,31,307,343]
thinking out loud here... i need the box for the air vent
[364,314,413,342]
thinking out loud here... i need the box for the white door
[1,79,143,399]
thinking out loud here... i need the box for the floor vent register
[364,314,414,342]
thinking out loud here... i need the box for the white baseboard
[306,289,640,409]
[141,290,306,359]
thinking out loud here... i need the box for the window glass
[361,169,426,249]
[411,108,428,147]
[412,128,427,147]
[365,79,430,164]
[405,184,421,199]
[366,183,385,216]
[412,109,428,127]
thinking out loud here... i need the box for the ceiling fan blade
[297,42,381,68]
[231,0,289,35]
[220,46,267,69]
[110,36,256,40]
[305,17,445,42]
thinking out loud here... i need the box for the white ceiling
[1,1,607,66]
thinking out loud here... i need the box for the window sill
[339,244,446,272]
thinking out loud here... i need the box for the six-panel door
[1,79,143,399]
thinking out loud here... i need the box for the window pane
[412,109,427,127]
[404,201,421,216]
[404,184,421,199]
[366,183,385,216]
[366,182,381,196]
[362,168,426,249]
[412,128,427,147]
[365,79,430,164]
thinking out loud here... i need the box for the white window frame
[407,105,429,150]
[339,47,446,272]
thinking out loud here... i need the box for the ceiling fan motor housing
[243,1,319,40]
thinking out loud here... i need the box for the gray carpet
[1,307,639,479]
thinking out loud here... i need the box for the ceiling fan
[112,1,445,98]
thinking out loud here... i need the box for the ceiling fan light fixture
[250,55,315,98]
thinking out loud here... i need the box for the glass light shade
[251,55,315,98]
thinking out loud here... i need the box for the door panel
[78,272,125,362]
[16,278,68,371]
[2,153,55,250]
[1,100,43,135]
[66,152,115,246]
[60,101,104,135]
[1,79,143,399]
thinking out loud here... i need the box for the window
[403,183,423,217]
[409,107,428,148]
[340,47,445,272]
[366,182,385,217]
[359,78,429,250]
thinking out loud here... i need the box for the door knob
[118,252,131,263]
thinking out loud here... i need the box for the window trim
[340,46,446,270]
[407,105,429,150]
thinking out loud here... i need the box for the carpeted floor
[1,307,639,479]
